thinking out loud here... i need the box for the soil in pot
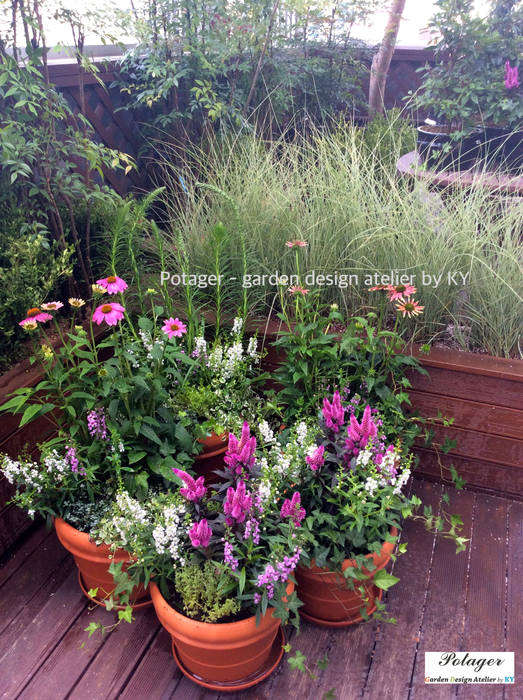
[54,517,150,608]
[192,431,228,484]
[296,527,398,626]
[150,580,291,689]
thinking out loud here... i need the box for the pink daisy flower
[387,284,417,301]
[19,308,53,325]
[288,285,309,295]
[285,240,308,248]
[92,302,125,326]
[96,275,128,295]
[395,299,424,318]
[41,301,64,311]
[368,284,389,292]
[162,317,187,338]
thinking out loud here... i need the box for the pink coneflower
[41,301,64,311]
[92,302,125,326]
[387,284,417,301]
[19,308,53,325]
[368,284,389,291]
[96,275,128,295]
[395,299,424,318]
[20,320,38,331]
[285,240,308,248]
[69,298,86,308]
[162,317,187,338]
[288,285,309,295]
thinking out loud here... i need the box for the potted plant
[409,0,488,170]
[272,394,467,627]
[89,421,305,690]
[167,317,262,483]
[0,276,196,605]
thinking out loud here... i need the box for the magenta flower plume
[224,422,257,475]
[280,492,306,527]
[172,468,207,502]
[223,480,252,525]
[188,519,212,548]
[505,61,519,90]
[96,275,128,295]
[162,317,187,339]
[305,445,325,471]
[322,391,345,433]
[346,405,378,453]
[92,302,125,326]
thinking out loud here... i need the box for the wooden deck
[0,479,521,700]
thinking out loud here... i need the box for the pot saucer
[78,571,152,610]
[171,625,286,692]
[299,589,384,628]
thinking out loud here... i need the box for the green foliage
[174,561,240,622]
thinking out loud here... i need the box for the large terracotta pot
[296,527,398,627]
[54,517,150,608]
[192,431,228,484]
[150,580,291,690]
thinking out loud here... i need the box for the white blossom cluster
[296,421,309,447]
[91,491,150,548]
[125,346,141,369]
[194,336,207,357]
[392,469,411,495]
[258,420,276,445]
[139,330,165,363]
[364,476,379,496]
[1,455,43,489]
[231,317,243,335]
[208,342,244,382]
[152,503,187,565]
[247,336,258,359]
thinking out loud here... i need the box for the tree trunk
[368,0,406,119]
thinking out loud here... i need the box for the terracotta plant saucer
[299,589,384,628]
[78,571,152,611]
[171,625,286,692]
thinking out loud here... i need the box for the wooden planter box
[406,346,523,501]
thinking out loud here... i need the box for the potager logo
[425,652,515,684]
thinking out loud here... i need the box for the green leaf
[287,650,307,673]
[373,569,400,591]
[140,424,162,445]
[239,567,246,595]
[118,606,133,623]
[19,403,54,427]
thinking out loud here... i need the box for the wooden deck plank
[17,604,118,700]
[362,480,442,700]
[67,606,160,700]
[409,488,476,699]
[0,529,68,636]
[0,522,50,587]
[0,568,87,699]
[119,627,181,700]
[456,494,508,700]
[504,501,522,700]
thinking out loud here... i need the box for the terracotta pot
[192,431,228,484]
[54,517,150,608]
[296,527,398,626]
[150,580,291,687]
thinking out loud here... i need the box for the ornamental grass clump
[91,421,307,627]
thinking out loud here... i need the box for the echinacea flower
[91,284,106,295]
[69,298,86,308]
[395,299,424,318]
[41,301,64,311]
[368,284,390,291]
[188,519,212,548]
[92,302,125,326]
[172,468,207,502]
[20,320,38,331]
[285,240,308,248]
[280,492,306,527]
[288,285,309,295]
[387,284,417,301]
[96,275,128,295]
[162,317,187,339]
[19,308,53,325]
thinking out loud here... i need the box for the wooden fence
[46,45,432,197]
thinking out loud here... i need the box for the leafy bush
[174,561,240,623]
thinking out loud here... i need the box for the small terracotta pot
[54,517,150,607]
[150,580,291,686]
[296,527,398,626]
[192,431,228,484]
